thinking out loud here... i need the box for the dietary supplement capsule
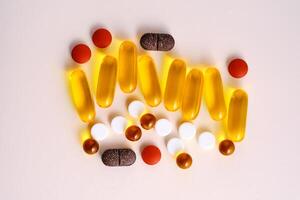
[96,55,117,108]
[69,69,95,123]
[83,138,99,155]
[164,59,186,111]
[118,41,137,93]
[102,149,136,166]
[138,55,162,107]
[125,125,142,141]
[140,33,175,51]
[176,152,192,169]
[226,89,248,142]
[140,113,156,130]
[181,69,204,120]
[204,68,226,121]
[219,139,235,156]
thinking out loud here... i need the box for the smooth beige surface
[1,0,300,199]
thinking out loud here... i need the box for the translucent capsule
[226,89,248,142]
[164,59,186,111]
[181,69,204,120]
[69,69,95,123]
[138,55,162,107]
[176,152,192,169]
[96,55,117,108]
[204,68,226,121]
[118,41,137,93]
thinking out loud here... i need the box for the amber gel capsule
[182,69,204,120]
[69,69,95,123]
[204,68,226,121]
[164,59,186,111]
[118,41,137,93]
[96,55,117,108]
[226,89,248,142]
[138,55,162,107]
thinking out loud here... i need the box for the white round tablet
[111,116,128,134]
[91,123,109,141]
[155,118,172,136]
[198,131,216,150]
[128,100,145,118]
[178,122,196,140]
[167,138,184,155]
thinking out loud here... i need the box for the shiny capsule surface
[125,125,142,141]
[83,138,99,154]
[96,55,117,108]
[176,152,192,169]
[219,140,235,156]
[140,113,156,130]
[69,69,95,123]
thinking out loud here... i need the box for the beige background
[1,0,300,199]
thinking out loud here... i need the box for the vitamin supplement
[176,152,192,169]
[155,118,172,137]
[141,145,161,165]
[118,41,137,93]
[140,33,175,51]
[219,140,235,156]
[198,131,216,150]
[69,69,95,123]
[226,89,248,142]
[138,55,162,107]
[83,138,99,154]
[204,68,227,121]
[167,138,184,156]
[125,125,142,141]
[91,123,109,141]
[228,58,248,78]
[181,69,204,120]
[96,55,117,108]
[92,28,112,48]
[164,59,186,111]
[71,44,91,64]
[178,122,196,140]
[128,100,145,118]
[102,148,136,166]
[111,116,128,134]
[140,113,156,130]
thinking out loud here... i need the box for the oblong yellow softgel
[138,55,162,107]
[96,55,117,108]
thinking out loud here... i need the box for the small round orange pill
[176,152,192,169]
[83,138,99,154]
[125,125,142,141]
[141,145,161,165]
[71,44,91,64]
[228,58,248,78]
[92,28,112,48]
[219,139,235,156]
[140,113,156,130]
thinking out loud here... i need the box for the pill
[164,59,186,111]
[92,28,112,48]
[118,41,137,93]
[138,55,162,107]
[91,123,109,141]
[96,55,117,108]
[69,69,95,123]
[128,100,145,118]
[198,131,216,150]
[155,118,172,137]
[178,122,196,140]
[226,89,248,142]
[167,138,184,156]
[71,44,91,64]
[125,125,142,141]
[228,58,248,78]
[83,138,99,154]
[181,69,204,120]
[219,140,235,156]
[140,33,175,51]
[204,68,227,121]
[102,149,136,166]
[176,152,192,169]
[140,113,156,130]
[111,116,128,134]
[141,145,161,165]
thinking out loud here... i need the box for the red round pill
[92,28,112,48]
[141,145,161,165]
[228,58,248,78]
[71,44,91,64]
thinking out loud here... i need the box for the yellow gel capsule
[226,89,248,142]
[138,55,162,107]
[181,69,204,120]
[164,59,186,111]
[69,69,95,123]
[204,68,227,121]
[96,55,117,108]
[118,41,137,93]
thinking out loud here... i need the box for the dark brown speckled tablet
[140,33,174,51]
[101,148,136,167]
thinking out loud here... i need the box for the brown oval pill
[140,33,174,51]
[101,148,136,167]
[140,33,157,50]
[157,33,175,51]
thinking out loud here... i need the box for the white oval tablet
[91,123,109,141]
[111,116,128,134]
[167,138,184,155]
[178,122,196,140]
[198,131,216,150]
[155,118,172,136]
[128,100,145,118]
